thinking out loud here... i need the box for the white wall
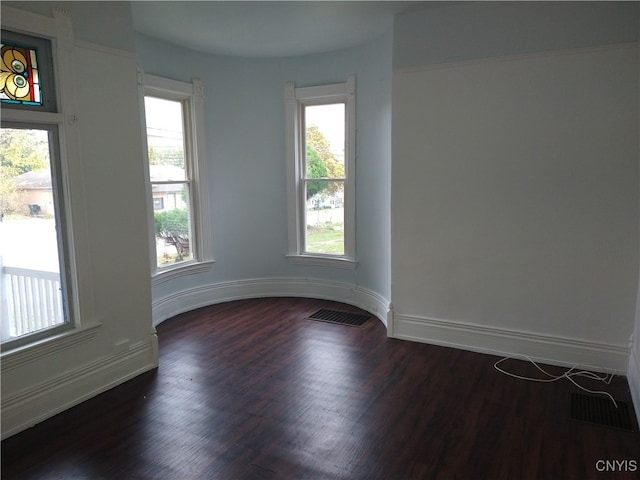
[391,2,639,371]
[394,1,639,69]
[628,3,640,426]
[1,2,156,438]
[135,31,393,324]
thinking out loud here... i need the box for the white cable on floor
[494,354,618,408]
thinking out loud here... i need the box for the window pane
[304,180,344,255]
[144,96,186,180]
[0,127,68,342]
[145,94,195,269]
[1,30,57,112]
[1,42,42,106]
[153,185,193,266]
[304,103,345,179]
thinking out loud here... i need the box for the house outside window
[285,76,357,269]
[140,73,213,283]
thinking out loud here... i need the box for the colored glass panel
[0,42,42,106]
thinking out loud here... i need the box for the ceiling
[131,1,427,58]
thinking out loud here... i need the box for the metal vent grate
[570,393,638,432]
[306,309,371,327]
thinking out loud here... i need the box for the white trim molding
[1,3,98,350]
[393,313,630,373]
[152,277,390,330]
[1,5,58,38]
[284,76,357,267]
[1,334,158,440]
[1,321,102,371]
[139,72,214,277]
[394,42,639,75]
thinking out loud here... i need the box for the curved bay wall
[135,32,393,328]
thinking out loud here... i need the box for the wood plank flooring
[2,297,639,479]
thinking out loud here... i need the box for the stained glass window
[1,41,42,106]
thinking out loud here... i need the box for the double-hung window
[0,19,78,348]
[285,76,356,269]
[140,74,212,283]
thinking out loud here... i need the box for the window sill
[152,260,215,286]
[1,321,102,371]
[286,254,358,270]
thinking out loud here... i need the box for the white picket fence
[0,259,65,342]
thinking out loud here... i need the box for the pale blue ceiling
[131,1,426,58]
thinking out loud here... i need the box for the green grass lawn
[306,224,344,255]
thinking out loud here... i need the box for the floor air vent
[306,309,371,327]
[570,393,638,432]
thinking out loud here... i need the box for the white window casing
[284,76,357,270]
[1,6,101,354]
[138,72,213,285]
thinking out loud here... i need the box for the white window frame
[1,6,102,357]
[284,76,357,269]
[139,72,213,285]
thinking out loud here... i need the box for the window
[0,31,73,347]
[140,74,212,282]
[284,76,356,269]
[0,29,56,112]
[1,40,43,105]
[152,197,164,211]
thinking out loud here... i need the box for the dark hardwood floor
[2,297,639,479]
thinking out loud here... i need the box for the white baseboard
[1,333,158,440]
[628,342,640,420]
[393,313,629,373]
[152,277,391,329]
